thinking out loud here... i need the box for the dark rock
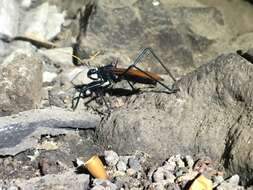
[0,107,100,155]
[0,51,43,116]
[78,0,225,76]
[95,53,253,185]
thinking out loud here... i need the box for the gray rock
[92,179,117,190]
[217,182,244,190]
[91,185,105,190]
[0,51,43,116]
[0,106,100,155]
[213,175,225,188]
[116,160,127,172]
[20,2,65,40]
[153,167,175,184]
[0,0,19,37]
[104,150,119,167]
[43,71,57,83]
[128,158,142,171]
[228,175,240,186]
[16,171,90,190]
[78,0,228,77]
[38,47,73,67]
[96,53,253,185]
[126,168,137,177]
[185,155,194,169]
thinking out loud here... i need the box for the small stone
[7,185,20,190]
[126,168,137,176]
[43,71,57,83]
[174,167,188,177]
[128,158,142,171]
[91,185,105,190]
[92,179,117,190]
[228,174,240,185]
[152,0,160,6]
[119,156,130,166]
[104,150,119,167]
[185,155,194,169]
[217,181,244,190]
[212,175,224,187]
[21,0,32,8]
[116,160,127,172]
[112,171,125,178]
[153,167,175,183]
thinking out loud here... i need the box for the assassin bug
[72,47,179,110]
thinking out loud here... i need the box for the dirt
[0,132,103,180]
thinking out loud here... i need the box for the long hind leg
[121,47,179,92]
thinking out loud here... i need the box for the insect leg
[121,47,178,92]
[126,80,138,92]
[133,65,177,93]
[72,91,83,110]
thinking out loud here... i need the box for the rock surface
[0,51,43,116]
[15,171,90,190]
[77,0,243,77]
[20,2,65,40]
[0,106,100,155]
[96,53,253,185]
[0,0,19,37]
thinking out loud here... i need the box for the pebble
[212,175,224,187]
[228,174,240,185]
[128,158,142,171]
[104,150,119,167]
[153,167,175,183]
[126,168,137,177]
[92,179,117,190]
[185,155,194,169]
[117,160,127,172]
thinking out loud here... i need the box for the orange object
[189,175,213,190]
[84,155,108,180]
[112,67,164,82]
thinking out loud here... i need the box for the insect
[72,47,179,110]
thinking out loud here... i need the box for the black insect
[72,47,179,110]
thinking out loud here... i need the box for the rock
[48,87,71,108]
[104,150,119,167]
[217,181,244,190]
[0,51,43,116]
[38,47,73,67]
[185,155,194,169]
[15,171,90,190]
[20,2,65,40]
[116,160,127,172]
[153,167,175,184]
[21,0,32,8]
[43,71,57,83]
[128,158,142,171]
[91,185,105,190]
[96,53,253,185]
[213,175,225,187]
[78,0,229,77]
[0,0,19,37]
[168,155,185,168]
[0,106,100,155]
[228,175,240,186]
[126,168,137,177]
[92,179,117,190]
